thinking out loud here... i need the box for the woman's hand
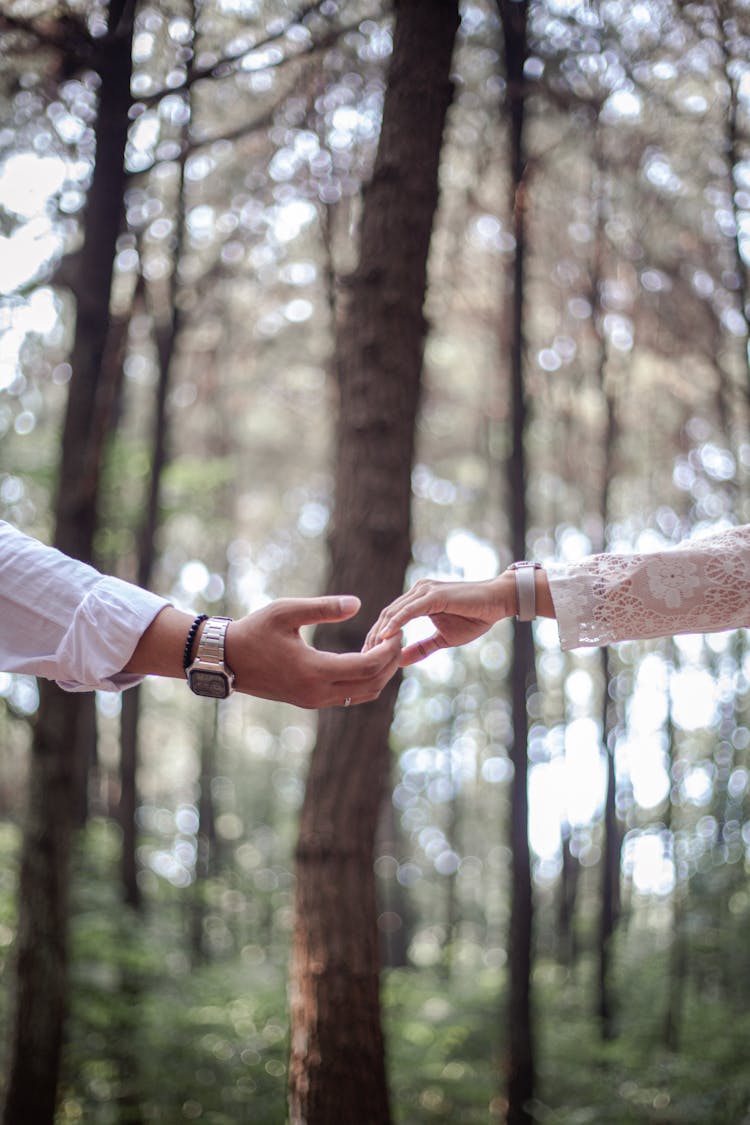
[364,573,518,666]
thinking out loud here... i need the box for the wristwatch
[508,561,542,622]
[186,616,235,699]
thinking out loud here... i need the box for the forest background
[1,0,750,1123]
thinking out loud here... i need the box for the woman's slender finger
[399,633,446,667]
[379,595,438,637]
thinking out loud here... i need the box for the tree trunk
[597,646,621,1039]
[190,701,220,964]
[714,0,750,419]
[557,818,579,966]
[2,8,135,1122]
[118,3,194,908]
[498,2,536,1121]
[288,3,459,1122]
[557,671,578,968]
[588,136,623,1040]
[662,652,685,1051]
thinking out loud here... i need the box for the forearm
[535,570,555,618]
[123,605,196,680]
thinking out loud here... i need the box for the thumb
[276,594,361,629]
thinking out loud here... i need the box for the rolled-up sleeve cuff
[55,576,170,692]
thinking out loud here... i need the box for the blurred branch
[126,32,334,178]
[124,98,271,180]
[0,1,136,72]
[137,0,338,109]
[0,10,88,54]
[187,103,279,153]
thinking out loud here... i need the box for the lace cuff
[546,525,750,650]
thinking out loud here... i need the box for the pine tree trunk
[190,702,220,964]
[2,8,135,1122]
[598,646,621,1039]
[557,818,579,966]
[117,3,193,909]
[288,3,459,1121]
[498,2,536,1121]
[589,141,622,1040]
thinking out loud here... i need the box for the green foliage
[384,966,503,1124]
[161,457,240,516]
[60,821,291,1124]
[0,819,741,1124]
[533,955,750,1125]
[383,955,750,1125]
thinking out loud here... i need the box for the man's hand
[226,595,401,707]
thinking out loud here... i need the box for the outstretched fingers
[365,589,440,651]
[322,635,401,682]
[310,636,401,707]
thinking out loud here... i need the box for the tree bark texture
[288,3,459,1122]
[589,144,623,1041]
[662,657,686,1051]
[119,168,187,909]
[2,8,135,1122]
[118,1,193,910]
[497,2,536,1122]
[557,819,579,966]
[597,645,621,1040]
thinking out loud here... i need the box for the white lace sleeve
[546,524,750,651]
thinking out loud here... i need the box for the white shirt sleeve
[547,524,750,650]
[0,520,170,692]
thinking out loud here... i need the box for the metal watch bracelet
[186,615,235,698]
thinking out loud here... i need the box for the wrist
[504,562,554,622]
[489,571,519,619]
[534,568,554,618]
[224,619,243,693]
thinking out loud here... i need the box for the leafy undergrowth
[0,820,740,1123]
[383,956,750,1125]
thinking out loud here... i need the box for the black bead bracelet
[182,613,208,671]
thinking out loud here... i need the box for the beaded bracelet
[182,614,208,672]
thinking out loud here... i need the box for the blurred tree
[701,0,750,420]
[588,135,623,1043]
[497,0,537,1120]
[662,650,687,1052]
[117,0,196,913]
[288,1,460,1121]
[2,3,137,1122]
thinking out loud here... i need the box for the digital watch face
[188,670,231,699]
